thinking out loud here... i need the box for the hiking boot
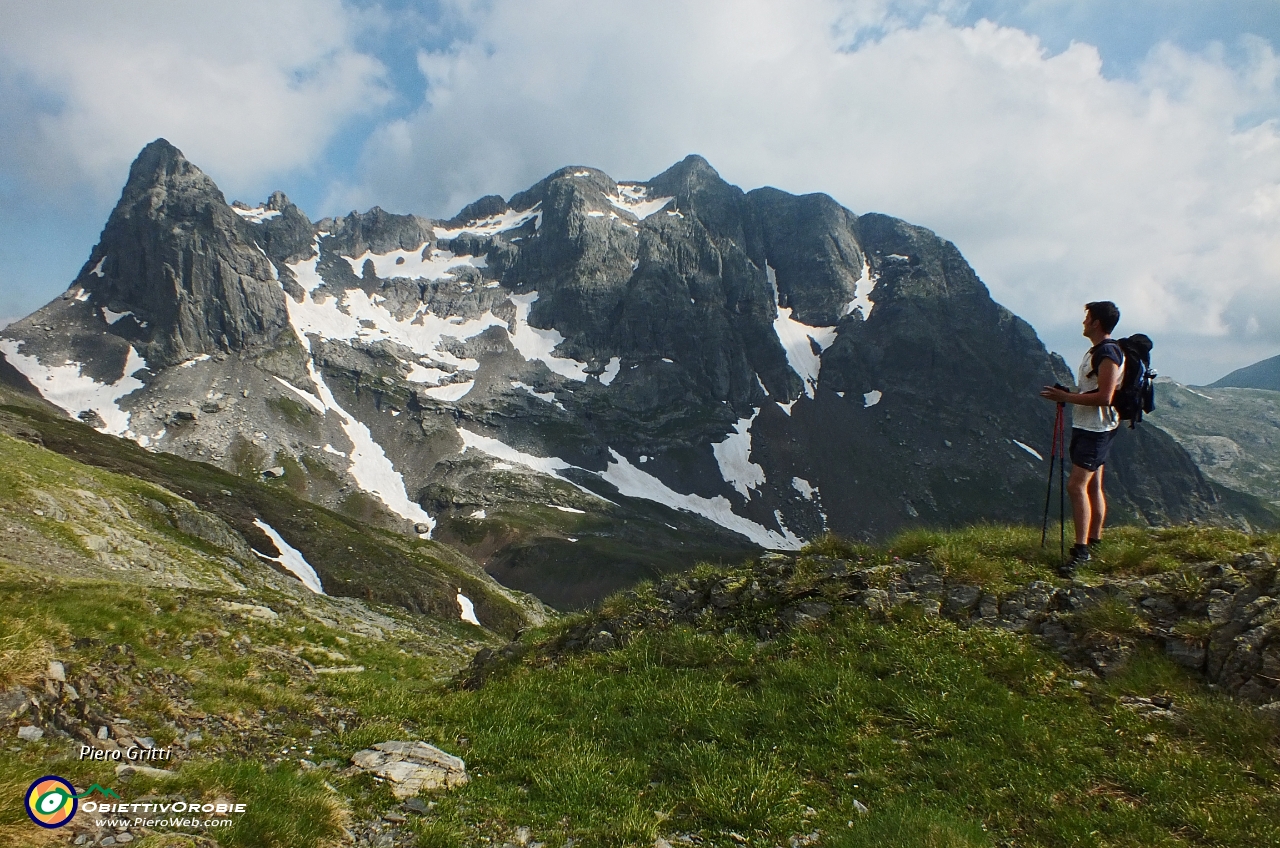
[1059,544,1091,578]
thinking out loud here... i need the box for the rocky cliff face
[1,141,1258,607]
[76,140,292,368]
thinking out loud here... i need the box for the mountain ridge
[2,140,1267,607]
[1212,352,1280,392]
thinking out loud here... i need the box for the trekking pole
[1040,403,1062,546]
[1058,402,1066,568]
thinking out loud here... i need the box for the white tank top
[1073,345,1121,432]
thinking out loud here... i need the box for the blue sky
[2,0,1278,384]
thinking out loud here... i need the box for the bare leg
[1067,465,1095,546]
[1088,465,1106,540]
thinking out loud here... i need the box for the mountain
[1150,379,1280,511]
[1211,353,1280,391]
[1,140,1264,608]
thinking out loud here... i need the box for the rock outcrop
[464,549,1280,710]
[346,741,469,798]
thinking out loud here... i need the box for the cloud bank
[340,0,1280,384]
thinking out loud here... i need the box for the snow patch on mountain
[232,205,281,223]
[457,428,606,500]
[712,409,766,498]
[458,428,572,477]
[600,357,621,386]
[404,363,450,385]
[421,380,475,402]
[277,269,436,531]
[1014,440,1043,461]
[512,381,564,410]
[252,519,323,594]
[457,591,481,626]
[507,292,591,381]
[284,253,505,374]
[607,184,674,220]
[792,477,816,500]
[434,204,542,240]
[0,339,147,437]
[342,245,488,281]
[599,450,802,550]
[767,265,836,399]
[274,376,327,415]
[863,390,882,408]
[290,237,328,294]
[90,257,106,278]
[304,360,435,532]
[844,259,877,319]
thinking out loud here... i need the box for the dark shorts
[1070,427,1117,472]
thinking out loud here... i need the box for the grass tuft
[0,616,64,689]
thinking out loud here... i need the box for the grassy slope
[9,503,1276,847]
[0,381,544,634]
[396,526,1280,848]
[0,427,505,848]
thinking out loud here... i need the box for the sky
[1,0,1278,385]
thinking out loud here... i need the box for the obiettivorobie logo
[24,776,119,828]
[24,775,246,831]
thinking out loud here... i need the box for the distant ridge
[1210,353,1280,391]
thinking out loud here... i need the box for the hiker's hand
[1040,385,1070,403]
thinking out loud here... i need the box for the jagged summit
[122,137,197,190]
[70,139,289,368]
[649,153,724,191]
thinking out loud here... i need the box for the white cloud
[0,0,389,200]
[342,0,1280,384]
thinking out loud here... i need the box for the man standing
[1040,301,1124,576]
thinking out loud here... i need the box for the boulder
[349,741,469,798]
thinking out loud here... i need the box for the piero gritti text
[79,744,174,762]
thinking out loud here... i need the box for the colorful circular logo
[25,776,78,828]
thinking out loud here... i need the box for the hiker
[1039,301,1124,575]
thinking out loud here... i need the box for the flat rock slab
[350,741,469,798]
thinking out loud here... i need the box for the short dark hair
[1085,301,1120,334]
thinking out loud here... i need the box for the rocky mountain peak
[650,153,722,189]
[69,139,290,368]
[122,137,204,193]
[323,206,436,260]
[265,190,293,212]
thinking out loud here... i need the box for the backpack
[1090,334,1156,428]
